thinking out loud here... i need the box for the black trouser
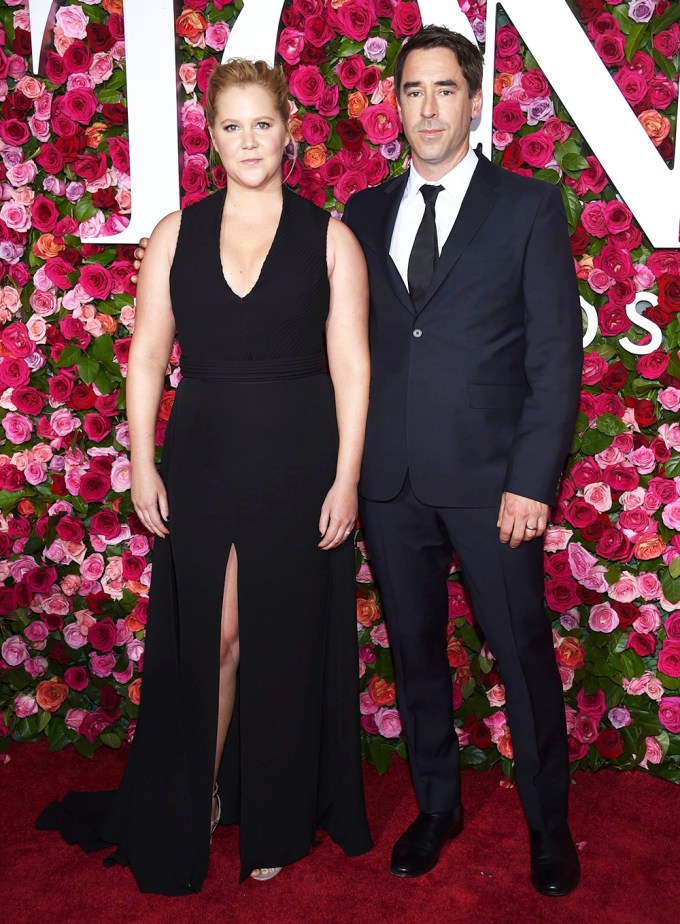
[360,475,569,831]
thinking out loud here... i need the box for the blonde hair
[205,59,290,128]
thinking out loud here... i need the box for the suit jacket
[343,152,583,508]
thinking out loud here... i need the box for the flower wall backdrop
[0,0,679,782]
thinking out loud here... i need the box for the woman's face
[209,84,290,191]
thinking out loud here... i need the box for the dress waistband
[180,353,327,382]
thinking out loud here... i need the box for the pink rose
[2,412,33,445]
[359,103,401,145]
[205,22,230,51]
[277,28,304,65]
[374,707,402,738]
[63,623,88,649]
[65,708,87,732]
[588,603,619,633]
[56,5,88,39]
[486,683,506,707]
[14,694,38,718]
[89,651,117,678]
[583,482,612,512]
[2,635,29,666]
[359,691,378,715]
[641,736,663,767]
[658,387,680,412]
[658,697,680,734]
[571,712,598,745]
[581,201,608,237]
[659,641,680,677]
[543,526,573,551]
[637,572,661,601]
[633,604,661,634]
[61,87,97,125]
[110,456,131,492]
[288,65,325,106]
[608,573,638,603]
[662,500,680,531]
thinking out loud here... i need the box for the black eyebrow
[402,79,459,91]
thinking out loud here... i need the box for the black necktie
[407,184,444,304]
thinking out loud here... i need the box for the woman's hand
[318,480,357,550]
[132,464,169,538]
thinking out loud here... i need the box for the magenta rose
[627,633,656,658]
[0,357,31,388]
[658,641,680,678]
[2,321,33,358]
[496,24,520,55]
[300,113,330,145]
[653,25,680,59]
[30,195,60,232]
[334,169,368,204]
[601,463,639,493]
[317,84,340,119]
[392,1,422,39]
[492,99,526,133]
[564,497,599,528]
[336,55,365,90]
[595,243,633,281]
[336,0,375,42]
[597,303,632,337]
[61,88,98,125]
[544,578,581,613]
[122,551,146,582]
[108,136,130,173]
[64,666,90,692]
[664,613,680,640]
[24,565,58,594]
[613,67,648,106]
[359,104,401,145]
[90,510,121,540]
[636,349,669,380]
[657,697,680,734]
[595,32,625,66]
[55,515,85,543]
[595,527,633,562]
[289,64,325,106]
[79,263,114,300]
[83,413,112,443]
[304,15,334,48]
[12,386,44,416]
[88,617,118,653]
[79,471,110,503]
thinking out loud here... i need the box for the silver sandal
[210,781,221,840]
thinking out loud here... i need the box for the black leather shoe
[390,807,463,878]
[529,823,580,897]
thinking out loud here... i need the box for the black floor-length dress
[37,186,372,893]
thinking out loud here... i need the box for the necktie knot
[420,184,444,207]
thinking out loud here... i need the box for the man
[342,27,582,896]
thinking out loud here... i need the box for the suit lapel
[377,173,415,317]
[415,153,500,314]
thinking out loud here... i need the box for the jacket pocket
[467,383,529,408]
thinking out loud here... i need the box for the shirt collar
[404,147,478,204]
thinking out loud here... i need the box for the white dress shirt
[389,147,478,290]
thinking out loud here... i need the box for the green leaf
[78,356,100,386]
[58,344,83,368]
[47,719,72,752]
[533,168,560,185]
[367,735,393,774]
[625,23,648,62]
[581,428,614,456]
[91,333,114,363]
[100,731,122,749]
[560,184,582,234]
[561,152,590,174]
[665,455,680,478]
[94,369,116,395]
[652,5,680,33]
[83,250,115,266]
[74,196,96,223]
[653,48,678,81]
[336,38,364,58]
[661,569,680,604]
[612,7,633,34]
[596,413,627,436]
[671,557,680,580]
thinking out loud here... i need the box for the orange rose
[638,109,671,147]
[347,91,369,119]
[157,390,175,422]
[125,613,145,634]
[634,535,666,560]
[447,636,468,668]
[455,664,472,686]
[102,0,123,14]
[493,73,514,95]
[33,233,65,260]
[289,115,304,143]
[357,591,380,627]
[128,677,142,705]
[35,678,68,713]
[126,580,149,596]
[97,313,118,335]
[577,255,594,280]
[556,637,585,670]
[304,144,328,169]
[84,122,107,148]
[17,499,35,515]
[368,676,396,706]
[497,728,514,760]
[176,10,207,43]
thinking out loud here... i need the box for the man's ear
[471,89,483,121]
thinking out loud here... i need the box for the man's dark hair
[393,26,484,100]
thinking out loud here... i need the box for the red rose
[595,32,625,67]
[653,25,680,59]
[359,103,401,145]
[595,527,633,562]
[564,498,599,528]
[502,139,524,170]
[304,14,334,47]
[336,55,365,90]
[63,40,93,74]
[196,58,217,94]
[336,119,364,151]
[55,133,85,164]
[122,551,146,582]
[52,112,77,138]
[658,273,680,312]
[11,386,44,416]
[0,119,29,146]
[90,510,121,540]
[181,162,208,195]
[47,373,73,406]
[392,1,422,39]
[0,357,31,388]
[496,24,520,54]
[100,103,128,125]
[334,169,368,204]
[61,88,98,125]
[492,99,526,133]
[601,463,639,492]
[113,337,131,366]
[594,728,623,760]
[100,684,120,716]
[83,412,112,443]
[30,195,60,232]
[72,152,108,182]
[79,471,110,503]
[107,136,130,174]
[652,436,671,462]
[86,590,110,614]
[24,565,58,594]
[60,317,91,350]
[300,114,330,146]
[64,666,90,691]
[92,188,118,212]
[598,303,632,338]
[632,398,656,428]
[86,23,115,53]
[544,578,581,613]
[55,515,85,543]
[595,243,633,282]
[181,126,209,156]
[88,617,118,653]
[600,361,628,392]
[357,66,380,96]
[0,464,26,492]
[570,224,590,256]
[45,51,68,85]
[627,632,656,658]
[80,709,115,743]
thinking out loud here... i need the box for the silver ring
[526,525,537,531]
[344,528,351,535]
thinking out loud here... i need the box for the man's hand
[130,237,150,285]
[497,491,549,548]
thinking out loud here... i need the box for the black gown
[37,186,372,893]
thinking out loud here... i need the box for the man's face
[397,47,482,179]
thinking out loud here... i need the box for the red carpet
[2,741,676,924]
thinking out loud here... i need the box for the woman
[38,59,372,892]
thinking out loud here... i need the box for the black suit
[343,153,583,830]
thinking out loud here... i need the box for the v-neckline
[217,186,286,302]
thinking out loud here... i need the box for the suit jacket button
[413,329,423,338]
